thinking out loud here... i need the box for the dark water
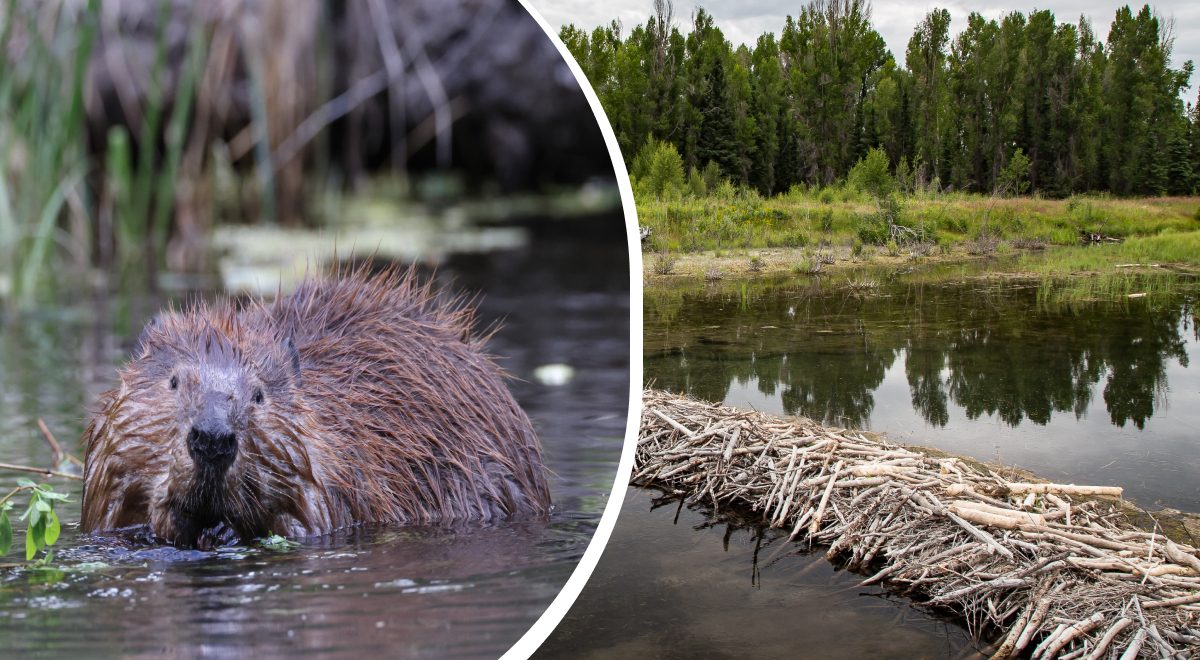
[540,268,1199,658]
[0,216,629,658]
[537,487,976,659]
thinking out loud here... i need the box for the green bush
[687,166,706,197]
[848,147,895,200]
[701,161,724,191]
[631,138,685,200]
[713,180,737,200]
[857,211,889,245]
[895,156,914,194]
[997,148,1031,196]
[937,214,969,234]
[785,183,809,201]
[818,208,835,232]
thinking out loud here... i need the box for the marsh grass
[1034,271,1190,309]
[0,0,236,304]
[638,190,1200,257]
[107,12,207,287]
[1019,231,1200,272]
[0,0,97,305]
[0,1,210,305]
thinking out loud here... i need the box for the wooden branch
[1004,482,1123,497]
[0,461,82,481]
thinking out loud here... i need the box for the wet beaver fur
[81,266,550,548]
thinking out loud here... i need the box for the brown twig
[0,462,82,481]
[36,418,82,467]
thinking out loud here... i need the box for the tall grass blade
[17,168,83,306]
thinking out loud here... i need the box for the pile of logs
[1082,232,1124,244]
[636,389,1200,658]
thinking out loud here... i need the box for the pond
[0,213,629,658]
[539,265,1199,658]
[537,485,977,659]
[646,269,1200,511]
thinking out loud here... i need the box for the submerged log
[636,389,1200,659]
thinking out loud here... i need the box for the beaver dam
[636,389,1200,658]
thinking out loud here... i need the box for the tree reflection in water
[646,277,1193,431]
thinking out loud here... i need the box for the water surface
[646,271,1200,510]
[537,487,975,659]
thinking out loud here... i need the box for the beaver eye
[252,388,264,405]
[169,375,178,390]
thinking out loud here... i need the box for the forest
[560,0,1199,198]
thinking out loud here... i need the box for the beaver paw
[194,522,240,550]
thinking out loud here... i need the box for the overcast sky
[526,0,1199,103]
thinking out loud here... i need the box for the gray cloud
[526,0,1198,103]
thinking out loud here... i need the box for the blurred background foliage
[0,0,618,306]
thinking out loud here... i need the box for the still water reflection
[0,219,629,658]
[646,274,1200,510]
[536,487,975,659]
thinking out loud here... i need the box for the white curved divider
[501,2,643,658]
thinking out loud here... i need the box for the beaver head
[81,306,330,548]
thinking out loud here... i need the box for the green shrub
[996,148,1031,196]
[851,238,865,258]
[895,156,913,194]
[857,211,889,245]
[848,147,895,199]
[937,214,968,234]
[785,183,809,201]
[819,208,835,232]
[687,166,706,197]
[631,138,685,200]
[651,251,677,275]
[857,195,928,245]
[701,161,724,191]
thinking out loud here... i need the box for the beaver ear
[286,336,302,386]
[133,316,160,358]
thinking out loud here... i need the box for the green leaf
[44,510,60,546]
[16,478,35,488]
[25,526,36,561]
[39,492,68,502]
[28,503,41,528]
[34,499,50,513]
[258,534,299,551]
[0,511,11,556]
[30,519,45,552]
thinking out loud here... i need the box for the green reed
[0,0,207,306]
[0,0,96,306]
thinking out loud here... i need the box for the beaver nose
[187,417,237,468]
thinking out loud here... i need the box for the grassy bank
[640,190,1200,279]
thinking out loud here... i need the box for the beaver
[81,266,551,548]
